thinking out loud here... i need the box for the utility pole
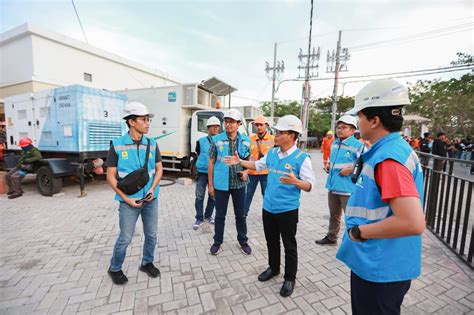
[265,43,285,124]
[326,30,350,131]
[297,0,320,150]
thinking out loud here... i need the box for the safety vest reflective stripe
[404,151,420,173]
[361,164,375,180]
[251,140,275,146]
[332,162,355,169]
[345,205,390,221]
[114,144,156,152]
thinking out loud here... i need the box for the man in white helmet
[316,115,364,246]
[192,116,220,230]
[208,109,252,256]
[336,79,425,314]
[106,101,163,285]
[223,115,315,297]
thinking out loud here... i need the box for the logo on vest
[345,151,352,158]
[284,163,291,169]
[121,151,128,159]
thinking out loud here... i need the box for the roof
[200,77,237,96]
[403,114,431,123]
[0,23,181,85]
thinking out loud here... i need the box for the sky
[1,0,473,107]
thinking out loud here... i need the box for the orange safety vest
[321,136,334,165]
[248,132,274,175]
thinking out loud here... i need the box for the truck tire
[36,166,62,196]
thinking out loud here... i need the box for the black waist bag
[117,139,151,195]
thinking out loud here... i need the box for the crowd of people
[100,78,429,315]
[409,132,473,174]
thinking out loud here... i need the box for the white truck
[121,77,246,174]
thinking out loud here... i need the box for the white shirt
[254,144,316,191]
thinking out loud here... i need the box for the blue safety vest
[336,132,424,282]
[212,131,250,191]
[196,136,213,174]
[112,133,160,201]
[326,135,364,194]
[263,147,309,213]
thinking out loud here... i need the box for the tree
[407,73,473,137]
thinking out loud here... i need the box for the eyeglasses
[224,120,238,125]
[135,117,152,123]
[275,130,290,136]
[336,125,351,130]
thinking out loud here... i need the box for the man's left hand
[339,167,353,176]
[144,191,154,202]
[280,165,298,185]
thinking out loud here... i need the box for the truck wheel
[36,166,62,196]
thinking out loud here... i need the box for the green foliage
[407,73,473,137]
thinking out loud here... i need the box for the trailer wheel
[36,166,62,196]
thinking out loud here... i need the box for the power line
[348,22,473,51]
[71,0,88,44]
[275,64,473,88]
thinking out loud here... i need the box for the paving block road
[1,152,473,314]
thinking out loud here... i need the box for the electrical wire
[71,0,88,44]
[349,22,473,51]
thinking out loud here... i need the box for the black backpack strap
[144,138,150,171]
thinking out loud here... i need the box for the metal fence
[417,152,473,269]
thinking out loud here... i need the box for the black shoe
[315,236,337,245]
[258,267,279,282]
[108,268,128,285]
[280,280,295,297]
[8,193,22,199]
[7,191,13,196]
[139,263,160,278]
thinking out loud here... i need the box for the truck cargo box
[5,85,127,153]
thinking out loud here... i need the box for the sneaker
[315,236,337,246]
[210,243,221,255]
[193,219,204,230]
[240,243,252,255]
[8,193,22,199]
[108,268,128,285]
[204,217,215,224]
[139,263,160,278]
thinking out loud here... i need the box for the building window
[84,73,92,82]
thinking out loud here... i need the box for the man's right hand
[209,185,215,198]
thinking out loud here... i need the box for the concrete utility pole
[265,43,285,124]
[327,31,350,131]
[297,0,320,150]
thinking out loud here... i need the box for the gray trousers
[6,167,23,194]
[327,191,349,241]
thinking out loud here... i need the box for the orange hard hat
[19,137,33,148]
[254,115,268,125]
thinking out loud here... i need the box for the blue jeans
[195,173,215,221]
[245,174,268,216]
[110,198,158,271]
[214,187,248,245]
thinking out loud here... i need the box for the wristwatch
[349,226,367,242]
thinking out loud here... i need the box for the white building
[0,23,180,118]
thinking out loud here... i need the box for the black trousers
[351,271,411,315]
[262,209,298,281]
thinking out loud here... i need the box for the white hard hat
[206,116,221,127]
[274,115,303,134]
[123,101,154,119]
[224,108,242,121]
[337,115,358,129]
[347,78,410,115]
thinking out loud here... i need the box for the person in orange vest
[321,130,334,170]
[245,115,275,216]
